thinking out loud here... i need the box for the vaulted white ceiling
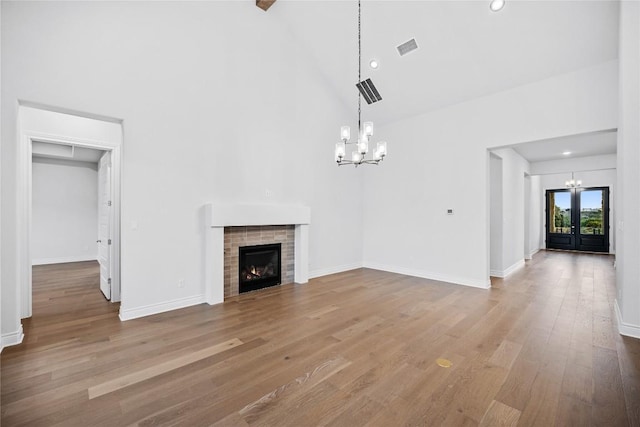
[270,0,619,126]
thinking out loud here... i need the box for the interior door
[98,151,112,300]
[546,187,609,252]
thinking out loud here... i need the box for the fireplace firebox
[238,243,281,293]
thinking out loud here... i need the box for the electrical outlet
[178,279,185,288]
[265,189,272,198]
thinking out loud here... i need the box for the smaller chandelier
[565,172,582,188]
[335,123,386,166]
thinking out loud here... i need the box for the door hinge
[108,239,112,245]
[108,278,112,285]
[108,200,112,206]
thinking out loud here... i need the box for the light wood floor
[2,252,639,426]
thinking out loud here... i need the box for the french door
[545,187,609,252]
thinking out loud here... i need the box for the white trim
[363,262,491,289]
[294,225,310,284]
[205,203,310,227]
[525,248,540,260]
[1,325,24,351]
[32,255,98,266]
[490,259,525,278]
[309,262,364,280]
[615,300,640,339]
[17,105,124,324]
[119,295,207,321]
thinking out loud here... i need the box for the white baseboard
[615,299,640,339]
[490,259,525,278]
[1,325,24,352]
[309,262,364,280]
[33,255,98,265]
[363,262,491,289]
[525,248,540,260]
[119,294,206,321]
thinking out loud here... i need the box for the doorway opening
[31,143,113,301]
[546,187,610,252]
[17,103,123,319]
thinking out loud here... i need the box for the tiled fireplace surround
[204,203,310,305]
[224,226,294,298]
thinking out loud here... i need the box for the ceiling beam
[256,0,276,11]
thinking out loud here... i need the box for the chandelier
[334,1,387,166]
[565,172,582,188]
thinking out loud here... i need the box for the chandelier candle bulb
[341,126,351,142]
[352,151,362,163]
[364,122,374,137]
[377,141,387,157]
[358,139,369,155]
[335,143,346,161]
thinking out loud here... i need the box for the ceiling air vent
[356,78,383,104]
[397,38,418,56]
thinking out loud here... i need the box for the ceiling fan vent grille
[397,38,418,56]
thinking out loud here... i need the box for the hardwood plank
[617,336,640,425]
[517,369,562,426]
[256,0,276,11]
[592,346,628,426]
[2,252,637,426]
[479,400,521,426]
[88,338,244,399]
[238,355,351,424]
[488,339,523,369]
[554,395,592,426]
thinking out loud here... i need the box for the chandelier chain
[358,0,361,131]
[334,0,387,166]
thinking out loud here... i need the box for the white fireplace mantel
[204,203,311,305]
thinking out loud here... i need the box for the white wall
[0,1,3,352]
[491,148,531,277]
[31,157,98,265]
[1,2,363,338]
[362,60,617,288]
[616,0,640,338]
[537,168,616,253]
[528,175,542,258]
[489,153,503,274]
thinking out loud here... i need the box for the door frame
[545,186,610,252]
[97,151,114,300]
[17,105,123,319]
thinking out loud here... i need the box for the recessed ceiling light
[369,59,379,69]
[563,151,571,156]
[489,0,505,12]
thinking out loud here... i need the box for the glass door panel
[579,190,604,235]
[549,191,572,234]
[546,189,575,250]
